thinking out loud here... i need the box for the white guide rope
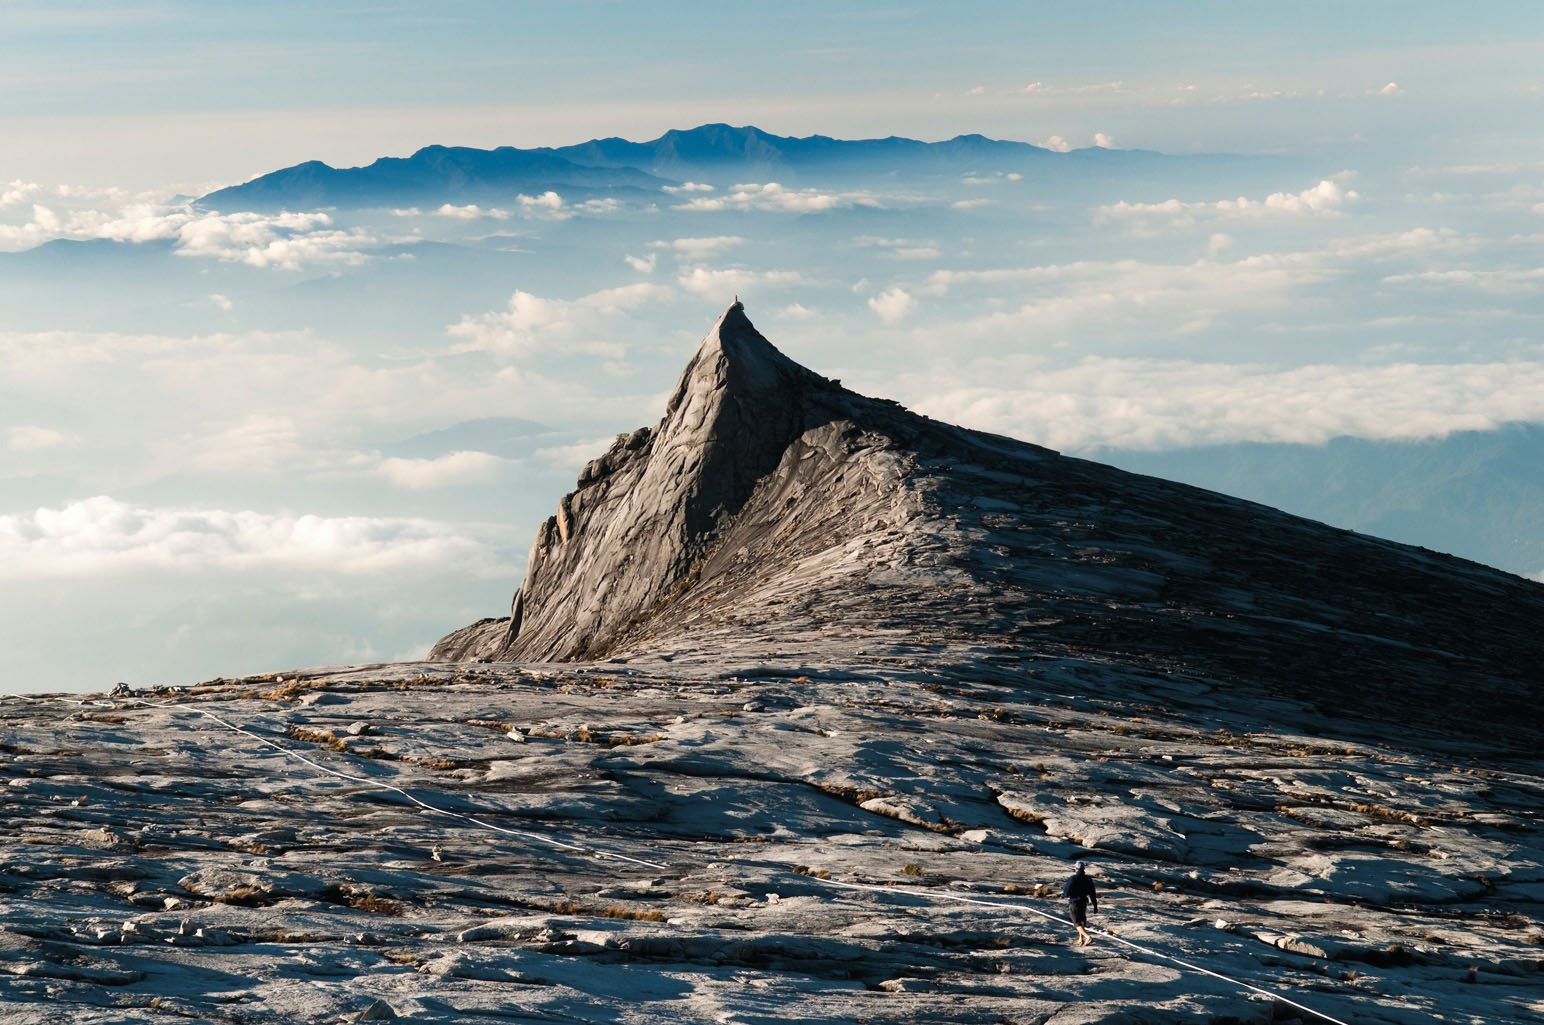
[821,879,1354,1025]
[75,696,1353,1023]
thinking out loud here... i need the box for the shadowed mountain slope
[432,304,1544,756]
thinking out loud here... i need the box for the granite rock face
[434,302,839,662]
[434,303,1544,757]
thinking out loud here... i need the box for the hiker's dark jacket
[1063,872,1098,905]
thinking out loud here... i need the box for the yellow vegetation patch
[348,892,406,916]
[287,725,347,752]
[604,906,667,922]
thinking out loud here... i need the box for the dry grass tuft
[348,892,406,916]
[1002,806,1044,825]
[261,678,327,702]
[1350,802,1425,826]
[604,906,667,922]
[213,885,269,905]
[287,725,346,752]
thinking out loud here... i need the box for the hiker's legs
[1070,898,1090,945]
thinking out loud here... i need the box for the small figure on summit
[1063,861,1099,945]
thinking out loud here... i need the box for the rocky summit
[3,304,1542,1025]
[436,301,1544,759]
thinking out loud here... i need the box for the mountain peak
[431,306,1544,754]
[665,300,817,418]
[430,304,840,662]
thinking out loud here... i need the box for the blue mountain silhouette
[198,124,1164,211]
[198,146,669,211]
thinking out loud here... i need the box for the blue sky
[6,2,1544,187]
[4,3,1544,691]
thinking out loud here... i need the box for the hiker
[1063,861,1098,945]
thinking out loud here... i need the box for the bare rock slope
[435,302,1544,757]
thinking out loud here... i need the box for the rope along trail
[78,695,1354,1024]
[821,880,1353,1025]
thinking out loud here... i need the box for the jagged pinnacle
[434,303,832,662]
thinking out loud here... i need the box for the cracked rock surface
[2,663,1540,1024]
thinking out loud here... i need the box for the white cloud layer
[0,198,377,267]
[519,191,564,210]
[8,426,66,451]
[378,450,507,489]
[447,282,673,357]
[171,413,313,474]
[652,236,746,256]
[676,267,804,298]
[852,236,940,260]
[675,182,880,213]
[911,226,1473,344]
[1381,267,1544,293]
[868,286,917,324]
[533,437,623,474]
[436,203,509,220]
[917,254,1317,340]
[0,496,511,578]
[1095,179,1359,233]
[1,180,42,207]
[894,358,1544,453]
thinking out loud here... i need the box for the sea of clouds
[5,147,1542,689]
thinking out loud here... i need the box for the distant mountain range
[197,123,1177,212]
[197,147,669,212]
[536,123,1068,177]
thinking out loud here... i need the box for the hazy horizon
[5,3,1544,693]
